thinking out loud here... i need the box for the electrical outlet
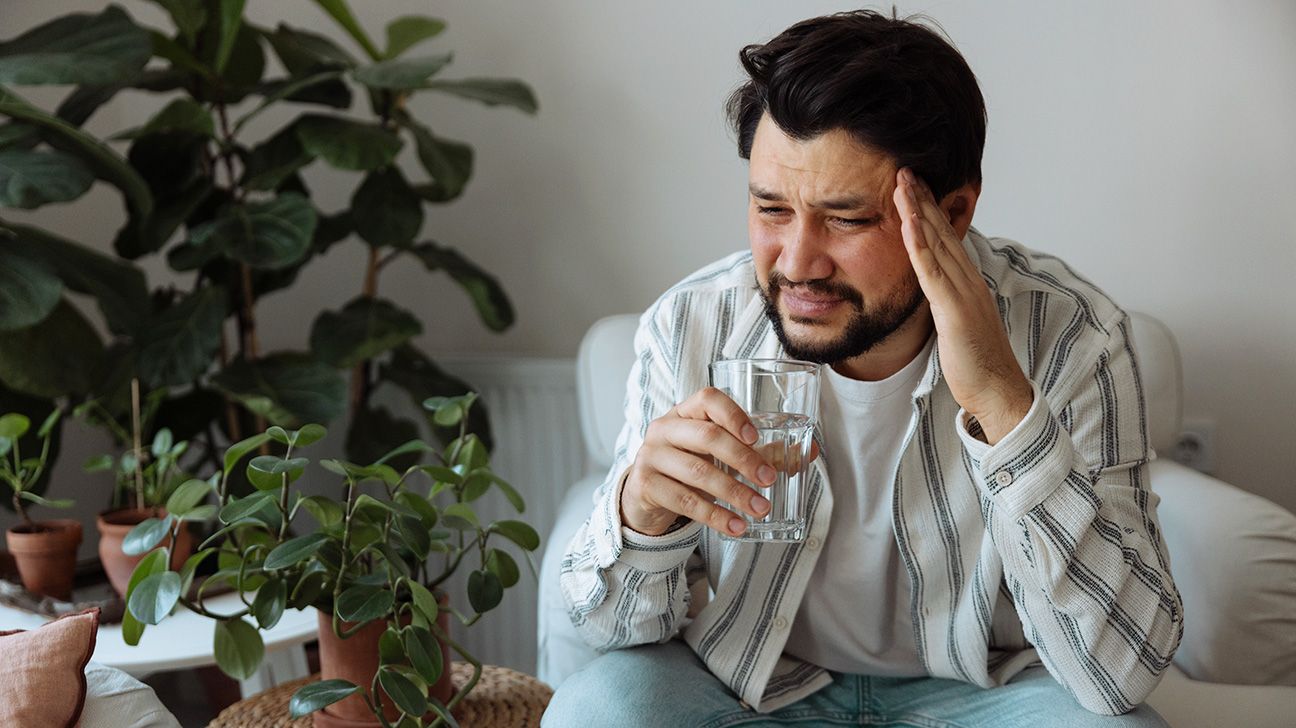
[1172,417,1216,474]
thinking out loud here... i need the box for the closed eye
[830,216,880,228]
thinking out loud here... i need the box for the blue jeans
[542,640,1169,728]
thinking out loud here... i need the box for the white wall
[3,1,1293,518]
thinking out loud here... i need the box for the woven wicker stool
[206,663,553,728]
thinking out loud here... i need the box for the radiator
[434,356,585,677]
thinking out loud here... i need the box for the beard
[757,270,925,364]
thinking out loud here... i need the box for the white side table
[0,591,318,697]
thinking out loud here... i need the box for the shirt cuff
[589,466,703,572]
[955,380,1077,521]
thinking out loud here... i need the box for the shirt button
[995,470,1014,487]
[806,537,821,550]
[773,616,789,630]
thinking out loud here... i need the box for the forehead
[748,113,896,204]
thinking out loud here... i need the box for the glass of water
[709,359,820,542]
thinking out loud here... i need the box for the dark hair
[726,10,986,200]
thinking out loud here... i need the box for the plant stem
[131,379,146,510]
[331,476,359,640]
[218,318,243,444]
[348,246,383,416]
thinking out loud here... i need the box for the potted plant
[123,393,540,728]
[0,0,533,509]
[80,380,202,596]
[1,408,80,600]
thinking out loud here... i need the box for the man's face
[748,113,924,364]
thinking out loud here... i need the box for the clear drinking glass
[709,359,820,542]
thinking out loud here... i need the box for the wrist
[969,378,1034,445]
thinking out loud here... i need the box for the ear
[940,180,981,240]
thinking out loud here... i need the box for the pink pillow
[0,607,100,728]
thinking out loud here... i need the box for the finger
[676,387,758,445]
[658,417,776,488]
[920,216,973,294]
[650,447,770,518]
[917,197,980,282]
[641,471,749,536]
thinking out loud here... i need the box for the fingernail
[751,494,770,514]
[758,465,776,485]
[902,168,915,184]
[742,424,758,444]
[729,517,747,535]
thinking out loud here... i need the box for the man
[547,10,1182,727]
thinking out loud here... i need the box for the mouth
[780,289,844,319]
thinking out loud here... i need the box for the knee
[541,643,700,728]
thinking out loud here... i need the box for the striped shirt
[560,228,1184,715]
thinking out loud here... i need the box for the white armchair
[537,312,1296,727]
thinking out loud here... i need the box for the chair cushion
[0,607,99,728]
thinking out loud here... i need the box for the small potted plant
[1,408,79,600]
[123,394,539,727]
[79,381,201,596]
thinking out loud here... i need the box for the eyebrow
[748,184,876,211]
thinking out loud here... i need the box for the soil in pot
[313,606,453,728]
[5,519,83,601]
[96,508,194,597]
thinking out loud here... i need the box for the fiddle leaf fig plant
[0,0,534,497]
[123,394,540,726]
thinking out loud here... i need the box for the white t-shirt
[784,338,934,677]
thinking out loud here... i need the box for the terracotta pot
[96,508,194,597]
[5,519,83,601]
[314,603,453,728]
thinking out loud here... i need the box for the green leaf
[165,478,211,517]
[0,246,60,332]
[404,624,443,684]
[83,453,113,473]
[385,17,445,59]
[235,69,346,133]
[252,578,287,629]
[16,491,74,509]
[408,580,439,623]
[295,424,328,447]
[213,0,248,74]
[297,494,343,527]
[240,124,313,192]
[295,114,401,171]
[263,532,329,570]
[122,516,174,556]
[354,54,452,90]
[379,626,405,665]
[310,0,383,60]
[169,193,317,271]
[489,520,540,551]
[127,571,182,624]
[264,24,356,74]
[351,166,423,248]
[346,407,421,473]
[406,120,473,203]
[0,413,29,440]
[148,0,207,46]
[336,584,394,623]
[135,286,227,388]
[461,470,492,502]
[422,78,539,114]
[122,548,168,645]
[150,428,173,458]
[441,502,477,530]
[214,618,265,680]
[114,98,214,140]
[381,344,493,451]
[0,299,103,399]
[485,547,519,588]
[467,569,503,613]
[309,297,422,369]
[0,6,152,86]
[490,474,525,513]
[453,434,488,471]
[0,122,38,149]
[0,148,94,209]
[222,432,271,482]
[289,679,359,719]
[246,455,304,491]
[218,490,275,525]
[378,666,427,718]
[177,547,215,595]
[409,242,514,332]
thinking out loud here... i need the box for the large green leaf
[408,242,514,332]
[147,0,207,46]
[0,298,103,399]
[405,119,472,203]
[263,23,356,74]
[0,148,94,209]
[384,17,445,59]
[489,520,540,551]
[1,221,150,336]
[336,583,393,623]
[309,297,422,369]
[309,0,382,61]
[240,125,314,192]
[378,667,427,717]
[213,0,247,74]
[0,6,152,86]
[127,571,182,624]
[485,547,520,588]
[170,193,316,271]
[263,533,330,571]
[0,245,60,332]
[237,70,347,133]
[212,353,346,428]
[295,114,401,172]
[345,405,420,472]
[121,548,168,645]
[422,78,539,114]
[135,286,227,388]
[122,516,172,556]
[0,86,152,219]
[380,344,492,450]
[114,98,214,140]
[252,577,287,629]
[113,179,213,261]
[289,680,359,719]
[0,122,38,150]
[214,618,265,680]
[467,568,503,613]
[353,54,452,90]
[351,166,423,248]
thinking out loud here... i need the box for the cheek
[748,216,780,279]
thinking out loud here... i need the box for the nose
[777,219,834,283]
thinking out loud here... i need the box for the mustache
[764,271,864,307]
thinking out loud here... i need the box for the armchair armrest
[1149,459,1296,685]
